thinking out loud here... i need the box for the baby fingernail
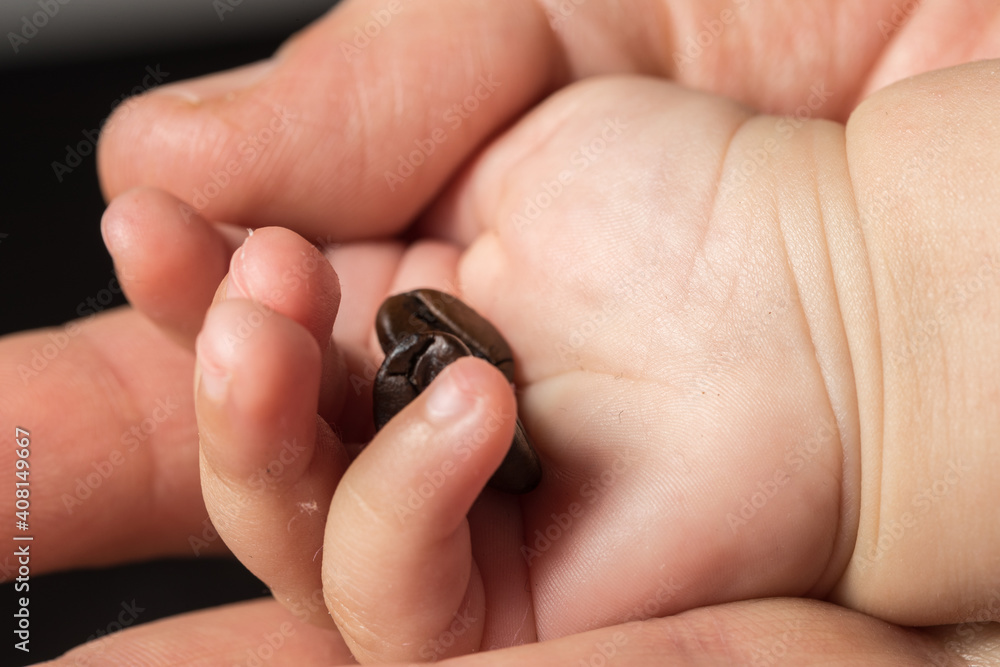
[225,239,251,300]
[153,60,277,104]
[196,333,230,402]
[425,363,478,421]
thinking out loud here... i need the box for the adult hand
[96,0,1000,243]
[44,596,998,665]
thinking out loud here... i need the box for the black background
[1,5,333,664]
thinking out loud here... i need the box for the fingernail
[196,332,231,402]
[225,238,251,300]
[425,363,478,421]
[100,204,128,260]
[154,60,278,104]
[99,210,115,254]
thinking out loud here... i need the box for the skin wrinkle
[326,582,384,657]
[199,425,260,500]
[486,92,590,244]
[465,226,507,317]
[864,216,892,594]
[692,110,753,315]
[195,93,270,166]
[199,91,294,223]
[522,350,677,396]
[768,121,853,596]
[803,132,856,598]
[832,111,886,602]
[338,475,390,534]
[201,469,260,539]
[332,528,480,659]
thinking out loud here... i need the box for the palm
[336,76,843,642]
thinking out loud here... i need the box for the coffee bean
[373,332,472,430]
[373,289,541,494]
[376,289,515,382]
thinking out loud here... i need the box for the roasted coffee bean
[376,289,515,382]
[373,289,541,494]
[372,332,472,431]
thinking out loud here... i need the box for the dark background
[1,2,336,664]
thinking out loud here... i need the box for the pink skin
[100,63,1000,663]
[8,0,1000,664]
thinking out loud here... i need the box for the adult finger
[42,597,354,667]
[97,1,933,241]
[443,598,974,666]
[44,597,986,666]
[97,0,560,241]
[102,186,246,348]
[0,309,228,581]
